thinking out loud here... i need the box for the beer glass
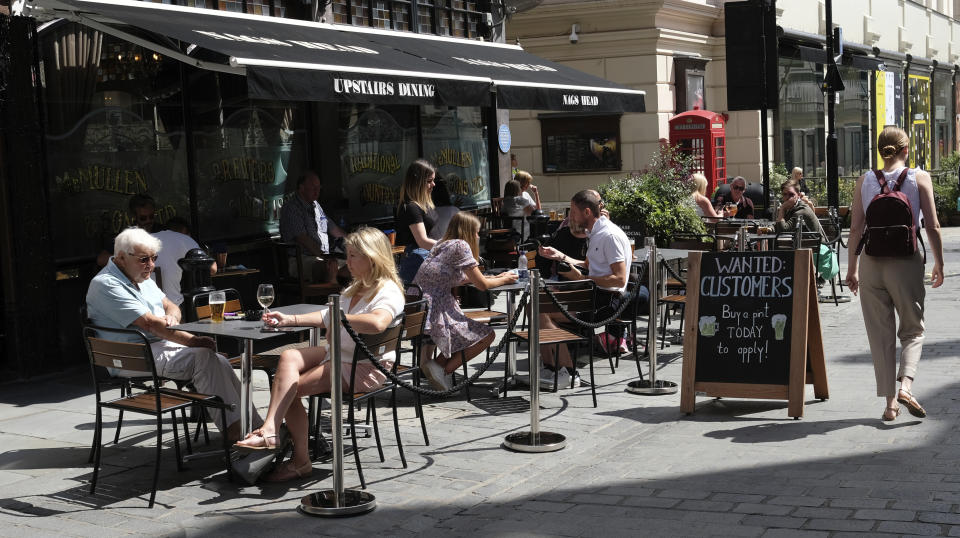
[725,202,738,217]
[257,284,275,330]
[209,291,226,323]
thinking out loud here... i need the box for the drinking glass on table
[257,283,275,330]
[209,291,226,323]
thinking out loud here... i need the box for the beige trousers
[858,251,926,397]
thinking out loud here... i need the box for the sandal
[897,389,927,418]
[881,406,901,422]
[234,429,280,452]
[263,460,313,482]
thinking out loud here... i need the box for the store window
[188,71,308,242]
[42,25,190,261]
[421,106,489,208]
[933,70,953,167]
[332,0,482,37]
[539,114,621,173]
[776,55,825,178]
[908,73,931,170]
[338,104,420,224]
[674,57,708,113]
[835,66,871,177]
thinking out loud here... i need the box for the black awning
[29,0,643,112]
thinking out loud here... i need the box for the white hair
[114,227,161,256]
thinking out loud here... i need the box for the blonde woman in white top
[689,172,722,218]
[236,227,404,481]
[846,126,944,422]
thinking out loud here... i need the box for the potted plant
[599,145,706,247]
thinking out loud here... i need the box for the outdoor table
[172,303,326,434]
[485,279,526,393]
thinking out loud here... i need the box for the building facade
[506,0,960,202]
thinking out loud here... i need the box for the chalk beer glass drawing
[698,316,718,337]
[771,314,787,341]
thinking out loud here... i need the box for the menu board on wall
[543,133,619,172]
[680,249,828,418]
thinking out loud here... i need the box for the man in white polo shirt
[536,190,649,385]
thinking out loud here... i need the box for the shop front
[4,0,644,377]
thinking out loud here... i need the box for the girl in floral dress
[414,212,517,390]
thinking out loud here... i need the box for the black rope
[541,277,640,330]
[339,291,530,397]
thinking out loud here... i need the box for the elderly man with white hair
[86,227,253,442]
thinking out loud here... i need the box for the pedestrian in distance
[846,125,945,422]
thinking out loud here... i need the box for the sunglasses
[129,253,158,264]
[731,185,745,191]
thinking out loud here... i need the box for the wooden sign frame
[680,249,828,418]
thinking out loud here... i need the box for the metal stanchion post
[627,237,678,395]
[300,295,376,517]
[737,225,748,251]
[503,270,566,452]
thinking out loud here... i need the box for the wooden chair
[313,319,406,490]
[511,280,598,407]
[84,325,232,508]
[192,289,280,387]
[273,240,341,305]
[397,299,430,446]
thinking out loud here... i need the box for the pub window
[674,57,708,113]
[331,0,482,37]
[539,113,622,173]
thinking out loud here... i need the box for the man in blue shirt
[87,227,250,441]
[279,171,346,283]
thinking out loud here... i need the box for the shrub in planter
[936,151,960,226]
[599,145,706,247]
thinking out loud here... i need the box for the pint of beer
[209,291,226,323]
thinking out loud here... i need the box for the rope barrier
[340,290,530,397]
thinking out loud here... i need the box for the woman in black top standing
[396,159,437,284]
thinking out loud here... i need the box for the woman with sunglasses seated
[235,227,404,482]
[712,176,754,219]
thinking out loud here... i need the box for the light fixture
[569,23,580,44]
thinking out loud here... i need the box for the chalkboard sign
[680,248,828,418]
[694,250,795,385]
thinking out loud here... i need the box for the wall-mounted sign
[498,124,511,154]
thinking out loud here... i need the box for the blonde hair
[441,212,481,262]
[341,227,402,301]
[398,159,435,212]
[878,126,909,160]
[689,173,707,195]
[514,170,533,189]
[791,167,803,181]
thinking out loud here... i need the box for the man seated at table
[279,171,347,283]
[713,176,755,219]
[537,190,650,384]
[151,216,217,306]
[772,179,826,241]
[86,227,252,442]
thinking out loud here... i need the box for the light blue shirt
[86,258,166,344]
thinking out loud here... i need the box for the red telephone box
[669,110,726,194]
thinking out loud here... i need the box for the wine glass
[257,284,275,329]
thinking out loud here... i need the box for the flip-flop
[234,430,279,452]
[897,389,927,418]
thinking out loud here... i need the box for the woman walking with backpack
[846,126,944,422]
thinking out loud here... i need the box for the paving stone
[803,518,875,532]
[852,508,916,521]
[742,515,807,529]
[874,521,943,535]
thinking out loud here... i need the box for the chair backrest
[537,280,595,315]
[404,283,424,302]
[818,216,842,244]
[402,299,428,340]
[83,325,155,376]
[193,288,242,320]
[350,316,405,367]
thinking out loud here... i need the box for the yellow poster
[908,73,931,170]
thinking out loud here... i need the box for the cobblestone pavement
[3,229,960,537]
